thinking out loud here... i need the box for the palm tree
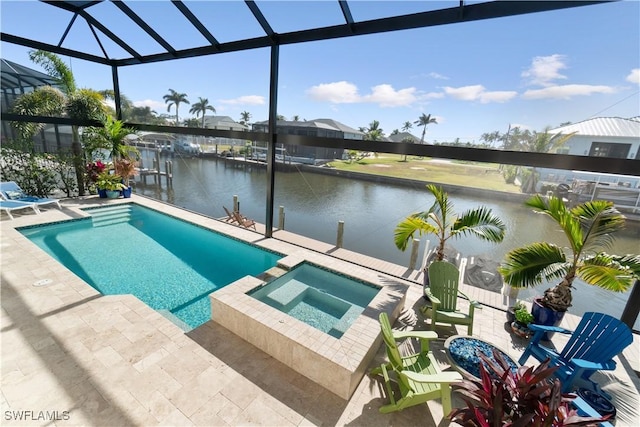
[163,89,189,126]
[394,184,506,262]
[520,128,575,193]
[292,115,300,122]
[17,50,108,195]
[189,97,216,128]
[414,113,437,144]
[364,120,384,141]
[240,111,252,126]
[499,195,640,313]
[402,121,413,133]
[182,117,200,128]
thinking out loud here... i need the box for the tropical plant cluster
[450,350,608,426]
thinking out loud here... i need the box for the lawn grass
[328,154,521,193]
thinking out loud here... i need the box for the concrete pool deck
[1,195,639,426]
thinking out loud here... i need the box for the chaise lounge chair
[0,181,61,210]
[0,199,40,220]
[223,206,239,223]
[232,210,256,230]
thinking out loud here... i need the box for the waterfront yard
[328,154,520,193]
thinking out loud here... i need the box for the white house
[549,116,640,160]
[202,115,249,147]
[540,117,640,214]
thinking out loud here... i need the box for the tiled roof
[549,117,640,138]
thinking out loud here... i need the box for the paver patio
[1,195,638,426]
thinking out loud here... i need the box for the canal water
[134,153,640,329]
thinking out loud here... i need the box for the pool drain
[33,279,53,287]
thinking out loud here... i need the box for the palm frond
[426,184,455,230]
[452,207,506,243]
[578,253,638,292]
[526,194,585,256]
[393,215,438,251]
[499,243,568,288]
[574,201,626,251]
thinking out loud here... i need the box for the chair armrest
[424,289,441,305]
[402,370,462,384]
[393,330,439,341]
[457,290,482,308]
[528,324,571,334]
[571,358,617,371]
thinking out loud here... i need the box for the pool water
[19,204,281,329]
[248,263,380,338]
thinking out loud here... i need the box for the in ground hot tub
[247,262,380,338]
[210,253,408,400]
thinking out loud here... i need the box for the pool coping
[210,252,408,400]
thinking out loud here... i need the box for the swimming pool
[18,203,281,329]
[248,263,380,338]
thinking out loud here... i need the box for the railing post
[336,221,344,248]
[409,239,420,270]
[233,195,239,213]
[278,206,285,230]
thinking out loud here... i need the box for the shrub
[450,350,608,426]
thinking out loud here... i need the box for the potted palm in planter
[394,184,507,288]
[499,194,640,332]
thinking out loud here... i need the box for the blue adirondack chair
[518,312,632,395]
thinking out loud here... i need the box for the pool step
[89,205,136,227]
[262,280,307,308]
[330,305,364,336]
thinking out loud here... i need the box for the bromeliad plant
[499,194,640,313]
[394,184,507,261]
[450,350,608,426]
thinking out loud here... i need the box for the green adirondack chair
[370,312,462,416]
[421,261,480,335]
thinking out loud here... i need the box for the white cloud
[444,85,485,101]
[626,68,640,84]
[134,99,165,111]
[306,81,417,107]
[218,95,265,106]
[522,54,567,87]
[428,72,449,80]
[443,85,517,103]
[361,84,416,107]
[307,81,360,103]
[522,84,615,100]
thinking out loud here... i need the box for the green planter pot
[105,190,120,199]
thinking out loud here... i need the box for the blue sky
[2,1,639,143]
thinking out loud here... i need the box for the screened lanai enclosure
[1,1,639,328]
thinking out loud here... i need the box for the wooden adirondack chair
[370,312,462,416]
[518,312,633,395]
[421,261,480,335]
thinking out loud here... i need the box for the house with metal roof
[540,117,640,214]
[549,117,640,160]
